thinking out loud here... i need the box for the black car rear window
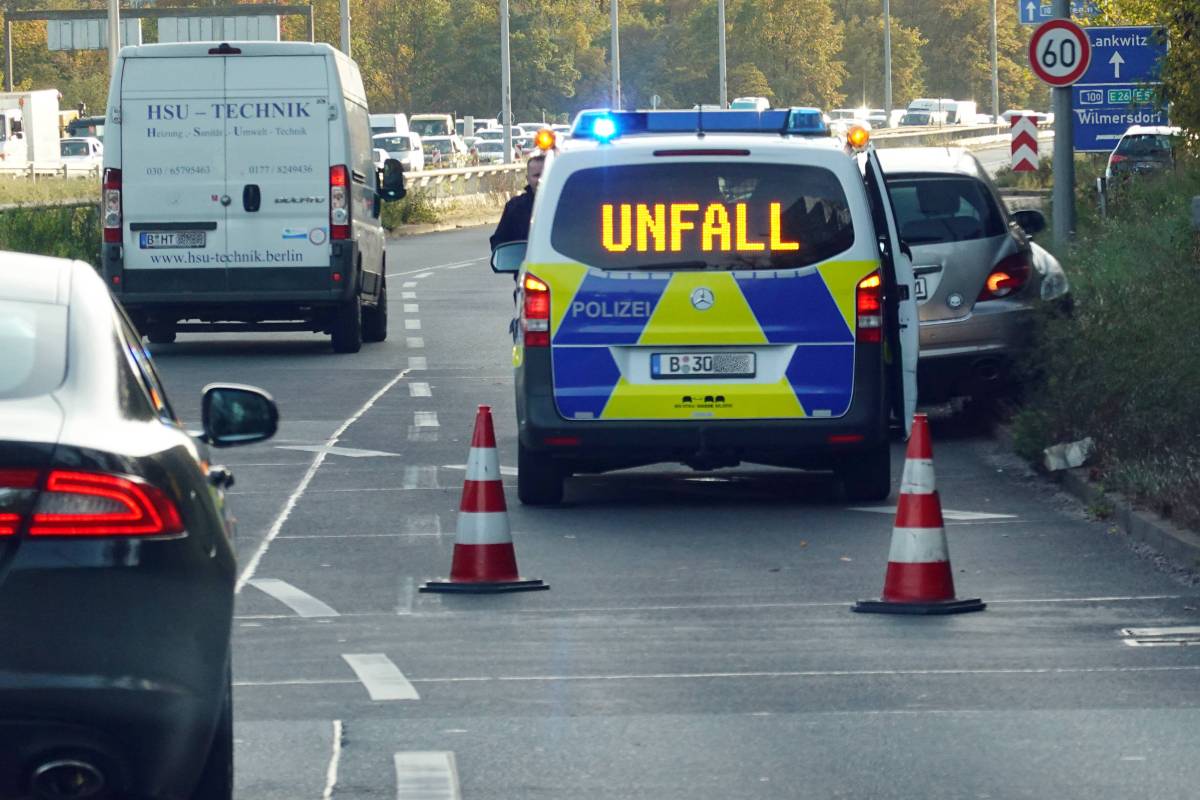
[1116,134,1174,157]
[551,162,855,271]
[886,175,1006,245]
[0,301,68,400]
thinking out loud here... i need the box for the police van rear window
[550,163,854,271]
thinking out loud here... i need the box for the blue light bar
[569,107,829,141]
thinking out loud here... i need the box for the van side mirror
[379,158,406,202]
[201,384,278,447]
[1012,209,1046,236]
[491,240,526,274]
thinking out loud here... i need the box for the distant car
[0,252,279,800]
[476,128,504,142]
[59,136,103,171]
[65,115,105,142]
[373,131,424,172]
[422,134,469,168]
[730,96,771,111]
[475,139,515,164]
[1000,108,1037,124]
[900,111,931,126]
[876,147,1071,401]
[1105,125,1181,181]
[513,135,537,156]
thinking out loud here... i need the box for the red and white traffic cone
[853,413,984,615]
[420,405,548,594]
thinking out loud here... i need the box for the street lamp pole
[610,0,621,109]
[501,0,513,164]
[990,0,1000,123]
[107,0,120,78]
[883,0,892,124]
[340,0,351,56]
[717,0,727,107]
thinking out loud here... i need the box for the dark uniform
[489,186,536,250]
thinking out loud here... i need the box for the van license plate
[139,231,206,249]
[651,352,755,379]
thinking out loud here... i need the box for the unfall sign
[1011,115,1040,172]
[601,202,800,253]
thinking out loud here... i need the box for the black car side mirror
[1012,209,1046,236]
[491,240,527,274]
[201,384,278,447]
[379,158,406,202]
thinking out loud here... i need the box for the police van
[101,42,405,352]
[491,110,918,505]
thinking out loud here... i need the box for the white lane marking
[233,664,1200,691]
[409,382,432,397]
[277,445,401,458]
[403,303,419,313]
[413,411,440,428]
[407,337,425,349]
[247,578,340,618]
[408,428,439,443]
[443,463,518,477]
[273,533,444,540]
[402,291,417,299]
[403,466,439,489]
[394,752,460,800]
[1121,626,1200,646]
[849,506,1017,521]
[398,577,415,616]
[403,281,417,288]
[342,653,420,700]
[236,369,412,593]
[408,356,427,370]
[404,319,422,330]
[321,720,343,800]
[387,257,484,278]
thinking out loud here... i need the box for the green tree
[838,12,926,109]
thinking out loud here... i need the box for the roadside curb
[389,213,499,237]
[994,423,1200,571]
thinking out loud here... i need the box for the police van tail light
[856,272,883,344]
[330,165,350,240]
[522,274,551,347]
[103,168,122,244]
[978,253,1031,301]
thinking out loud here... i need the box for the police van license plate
[651,352,755,379]
[139,231,206,249]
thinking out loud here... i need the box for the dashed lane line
[404,319,422,330]
[247,578,340,618]
[321,720,343,800]
[386,257,484,279]
[235,369,413,593]
[413,411,440,428]
[402,291,417,299]
[394,752,461,800]
[402,281,417,288]
[342,653,420,700]
[409,382,432,397]
[407,337,425,348]
[403,303,419,313]
[402,465,440,489]
[408,356,428,370]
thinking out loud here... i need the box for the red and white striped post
[1010,114,1040,173]
[854,414,984,615]
[421,405,548,594]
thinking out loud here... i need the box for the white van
[410,113,454,138]
[370,112,409,137]
[101,41,405,353]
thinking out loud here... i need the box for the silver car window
[886,176,1005,245]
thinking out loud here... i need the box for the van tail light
[103,168,122,244]
[330,165,350,240]
[978,252,1032,301]
[856,272,883,344]
[26,471,184,537]
[522,273,551,347]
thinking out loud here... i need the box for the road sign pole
[107,0,120,77]
[611,0,621,109]
[990,0,1000,123]
[1052,0,1075,246]
[717,0,728,108]
[883,0,893,124]
[501,0,513,165]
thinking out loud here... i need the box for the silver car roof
[875,147,988,181]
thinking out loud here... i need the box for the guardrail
[0,164,101,180]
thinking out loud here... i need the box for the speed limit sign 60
[1029,19,1091,86]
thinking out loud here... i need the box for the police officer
[489,154,544,250]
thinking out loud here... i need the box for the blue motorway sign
[1072,83,1168,152]
[1018,0,1100,26]
[1081,26,1167,84]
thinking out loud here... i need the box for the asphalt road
[148,226,1200,800]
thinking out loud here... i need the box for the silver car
[877,148,1070,401]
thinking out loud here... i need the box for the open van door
[861,149,919,438]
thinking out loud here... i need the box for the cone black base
[420,578,549,594]
[852,597,986,615]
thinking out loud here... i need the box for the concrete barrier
[404,163,525,206]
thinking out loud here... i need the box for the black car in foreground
[0,253,277,800]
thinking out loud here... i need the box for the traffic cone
[421,405,548,594]
[853,414,984,615]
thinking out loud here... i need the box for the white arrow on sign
[1109,51,1124,79]
[1025,1,1036,22]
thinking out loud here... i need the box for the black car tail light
[978,252,1032,302]
[27,470,184,537]
[0,469,41,537]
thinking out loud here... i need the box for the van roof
[117,41,344,61]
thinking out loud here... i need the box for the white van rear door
[223,56,331,270]
[120,56,226,271]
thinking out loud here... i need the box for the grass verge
[1010,160,1200,529]
[0,178,98,206]
[0,202,101,266]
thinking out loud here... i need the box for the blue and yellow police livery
[492,111,918,505]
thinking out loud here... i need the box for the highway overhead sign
[1018,0,1099,26]
[1079,26,1167,85]
[1029,19,1091,87]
